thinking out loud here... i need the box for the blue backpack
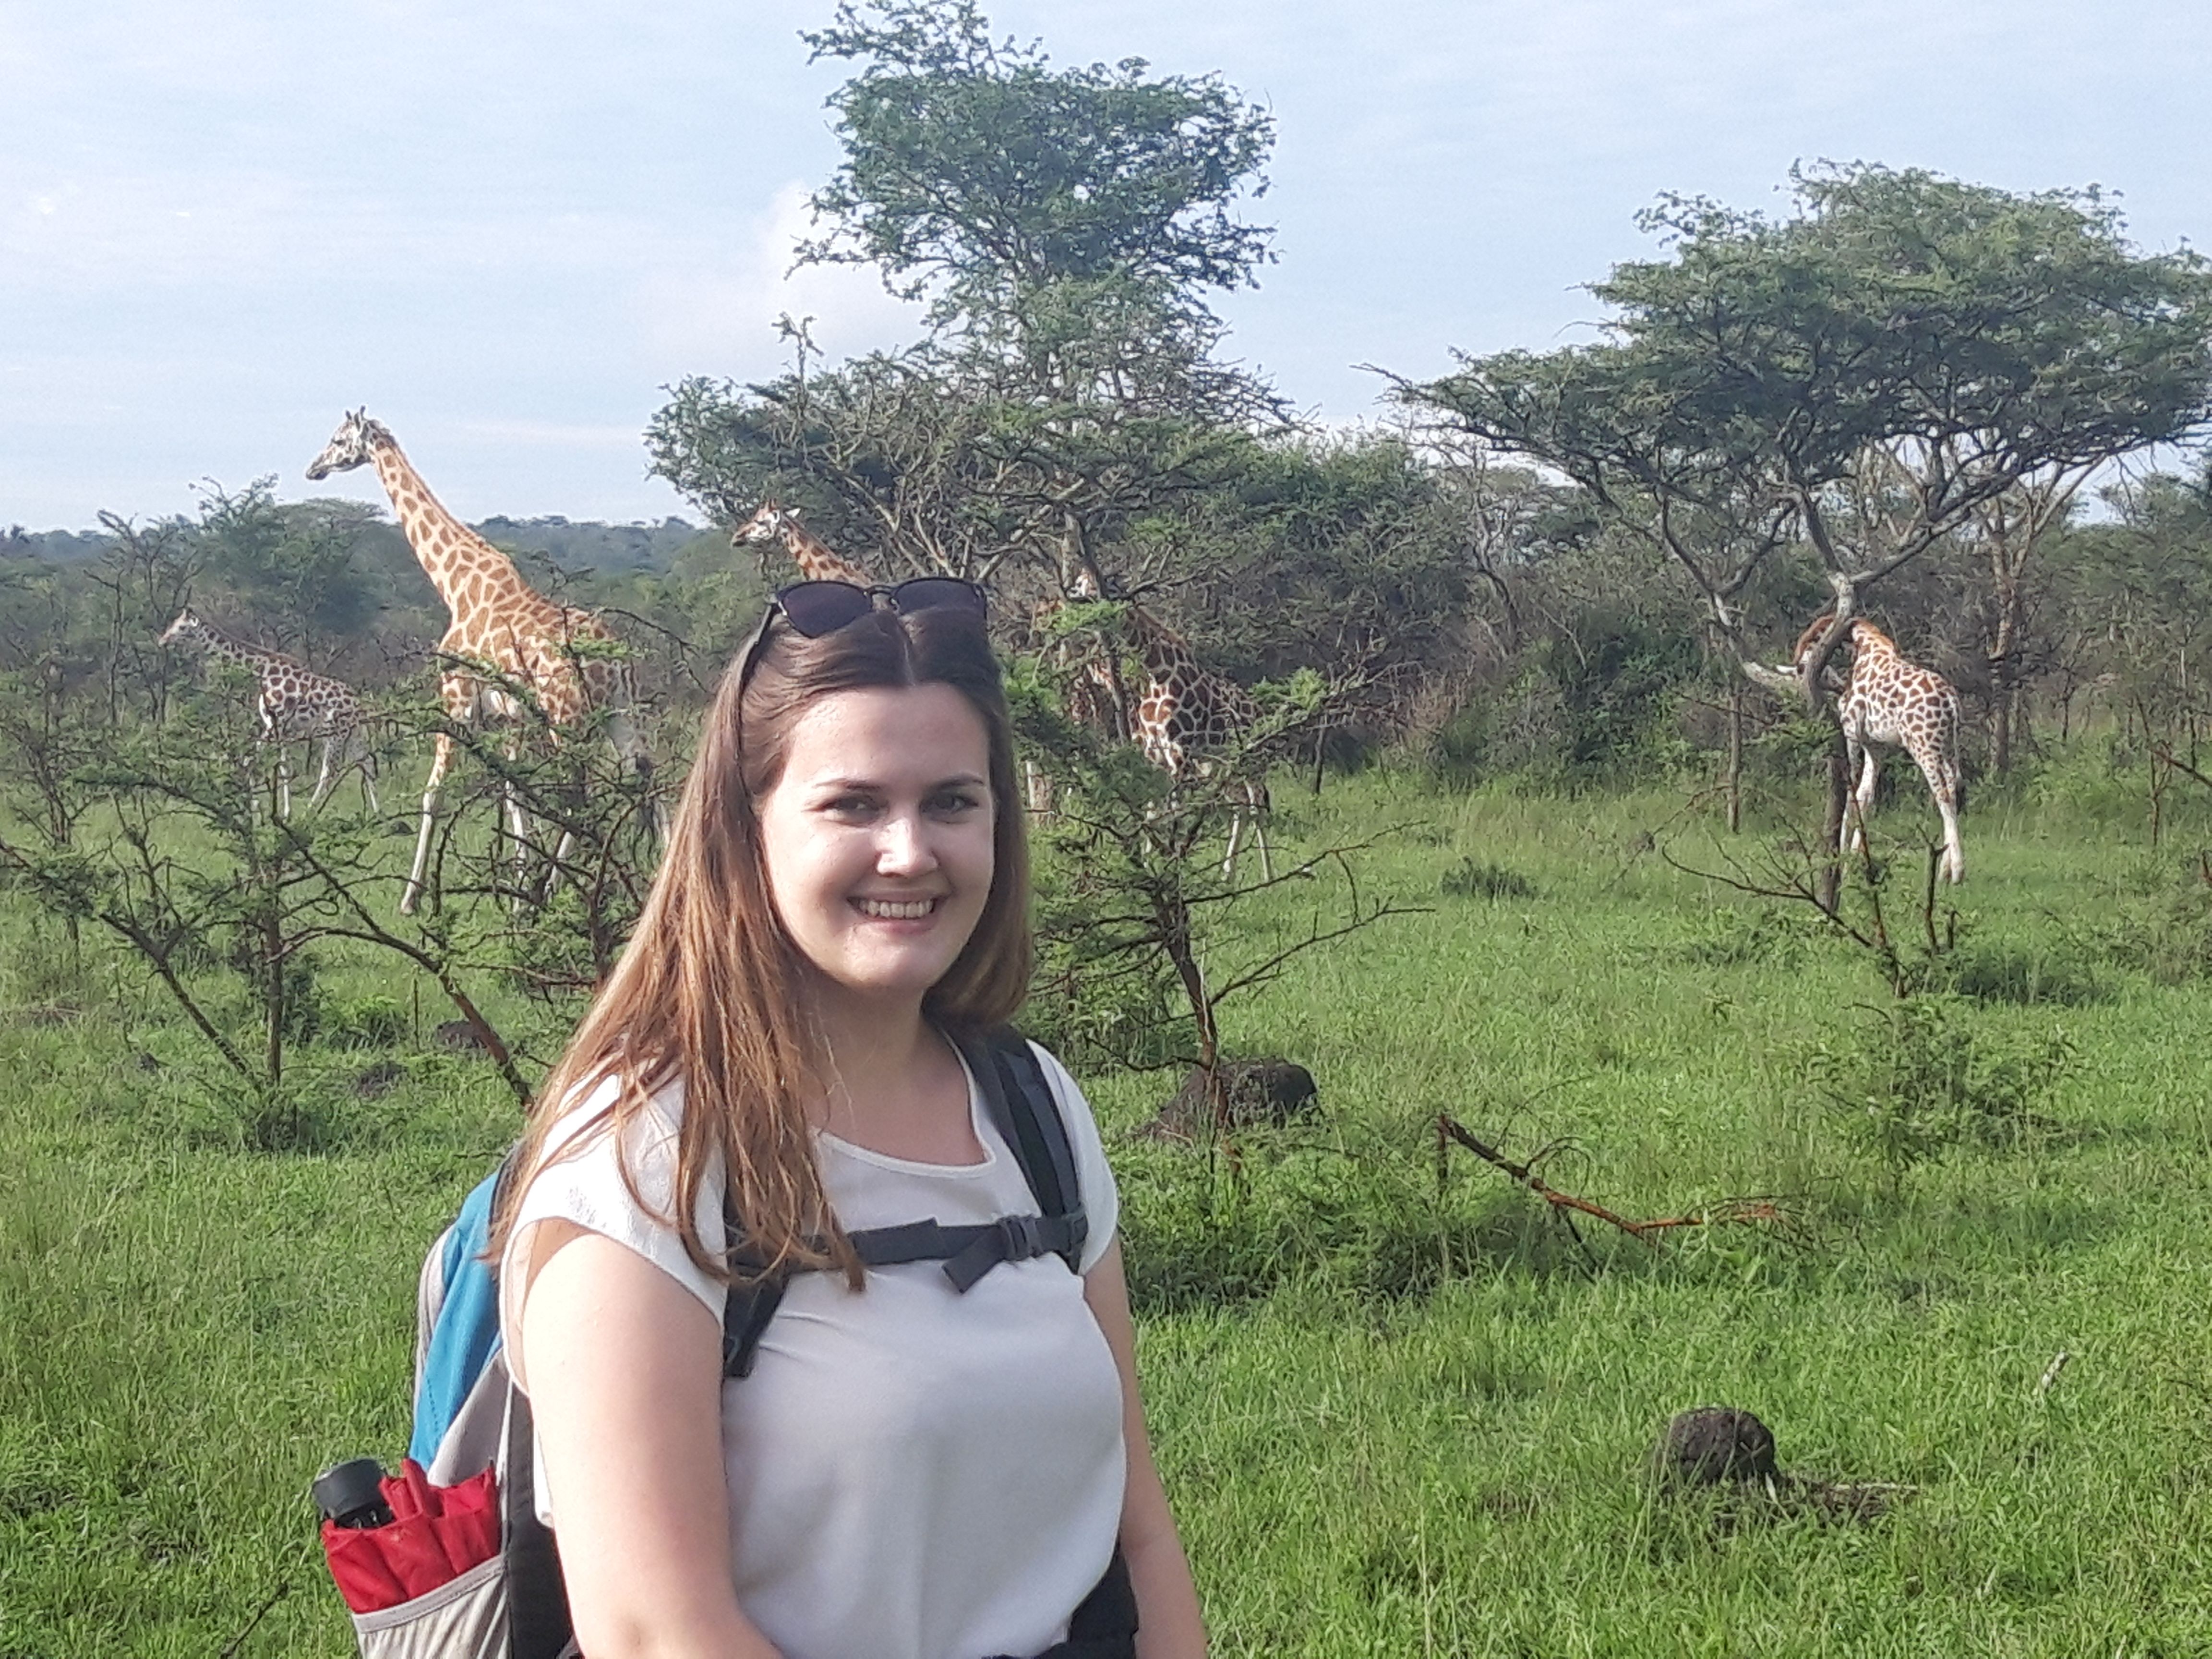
[358,1029,1087,1659]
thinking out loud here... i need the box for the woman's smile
[853,895,944,920]
[756,682,996,1011]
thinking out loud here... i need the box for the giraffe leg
[1222,807,1246,881]
[541,830,578,906]
[1917,747,1966,885]
[601,705,662,841]
[275,745,293,822]
[358,732,381,815]
[401,733,456,915]
[503,756,534,910]
[307,734,339,812]
[1936,790,1965,884]
[1844,739,1877,853]
[1250,780,1273,882]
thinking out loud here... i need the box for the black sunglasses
[734,577,989,689]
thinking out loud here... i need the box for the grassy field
[6,753,2212,1656]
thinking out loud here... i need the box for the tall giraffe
[159,607,379,819]
[305,410,656,913]
[1118,599,1272,879]
[1794,614,1966,883]
[734,502,876,586]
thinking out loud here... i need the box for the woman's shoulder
[539,1065,687,1158]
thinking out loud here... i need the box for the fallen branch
[1435,1114,1807,1263]
[1436,1114,1664,1250]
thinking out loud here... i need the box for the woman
[487,578,1206,1659]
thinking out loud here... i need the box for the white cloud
[634,181,926,378]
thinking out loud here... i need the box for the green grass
[8,752,2212,1654]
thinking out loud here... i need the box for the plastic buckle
[997,1213,1044,1261]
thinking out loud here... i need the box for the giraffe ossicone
[308,409,659,913]
[1794,614,1966,883]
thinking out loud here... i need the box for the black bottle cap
[312,1457,389,1523]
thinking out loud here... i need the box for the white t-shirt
[499,1041,1127,1659]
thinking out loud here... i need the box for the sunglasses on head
[735,576,989,689]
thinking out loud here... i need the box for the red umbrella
[322,1460,502,1615]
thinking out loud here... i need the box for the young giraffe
[305,410,656,913]
[1794,614,1966,883]
[733,501,876,586]
[159,608,379,819]
[1120,600,1273,880]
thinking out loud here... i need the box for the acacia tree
[647,0,1284,596]
[1403,164,2212,877]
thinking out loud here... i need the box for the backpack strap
[718,1029,1086,1377]
[501,1384,576,1659]
[720,1188,788,1381]
[955,1027,1087,1274]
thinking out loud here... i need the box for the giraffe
[159,607,379,819]
[733,502,876,586]
[1794,614,1965,883]
[305,410,656,913]
[1022,569,1133,820]
[1118,598,1273,880]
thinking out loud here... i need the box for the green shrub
[1440,858,1539,901]
[324,993,411,1050]
[1536,613,1703,778]
[2067,867,2212,985]
[1808,997,2077,1178]
[1676,906,1812,969]
[1932,940,2103,1006]
[1116,1130,1511,1314]
[1428,670,1568,786]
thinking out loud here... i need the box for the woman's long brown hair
[487,603,1033,1287]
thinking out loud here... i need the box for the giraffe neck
[1128,608,1199,687]
[187,623,272,672]
[781,522,872,586]
[1850,622,1905,678]
[367,434,533,619]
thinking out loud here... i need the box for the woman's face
[755,683,997,1016]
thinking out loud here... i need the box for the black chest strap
[720,1029,1087,1379]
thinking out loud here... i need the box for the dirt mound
[1135,1058,1319,1142]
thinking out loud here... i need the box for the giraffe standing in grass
[305,410,656,913]
[159,608,378,819]
[1794,614,1966,883]
[734,502,877,586]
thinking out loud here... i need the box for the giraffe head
[1791,613,1840,673]
[1792,613,1890,672]
[305,409,390,481]
[733,501,791,546]
[159,607,209,648]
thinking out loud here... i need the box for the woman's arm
[1083,1239,1207,1659]
[517,1221,785,1659]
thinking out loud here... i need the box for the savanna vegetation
[9,0,2212,1652]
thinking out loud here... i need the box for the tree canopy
[653,0,1292,612]
[799,0,1275,327]
[1406,164,2212,664]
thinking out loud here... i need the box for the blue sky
[5,0,2210,529]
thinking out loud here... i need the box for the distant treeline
[2,514,712,577]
